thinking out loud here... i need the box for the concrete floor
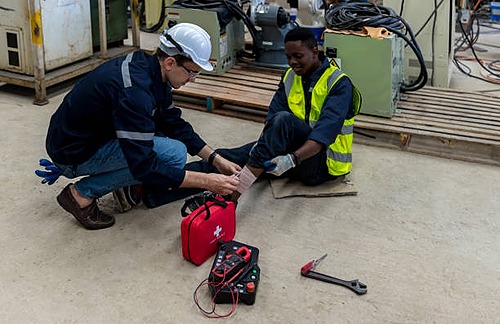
[0,27,499,323]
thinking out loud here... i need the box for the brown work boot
[56,184,115,230]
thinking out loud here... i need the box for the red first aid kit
[180,192,236,265]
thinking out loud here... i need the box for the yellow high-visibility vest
[283,63,361,176]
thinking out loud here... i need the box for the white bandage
[236,166,257,194]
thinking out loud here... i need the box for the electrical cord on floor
[454,18,480,52]
[325,2,427,92]
[453,18,500,85]
[455,6,481,51]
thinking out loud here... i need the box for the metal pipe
[98,0,108,58]
[28,0,48,105]
[130,0,141,48]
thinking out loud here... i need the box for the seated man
[41,23,241,230]
[230,27,361,200]
[138,27,361,208]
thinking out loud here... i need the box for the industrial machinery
[144,0,170,30]
[323,32,404,117]
[160,0,295,74]
[323,2,430,118]
[0,0,92,75]
[287,0,327,45]
[90,0,128,49]
[163,5,246,75]
[249,0,295,68]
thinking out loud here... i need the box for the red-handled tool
[300,253,368,295]
[300,253,327,275]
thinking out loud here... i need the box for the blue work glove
[35,158,63,185]
[263,154,296,176]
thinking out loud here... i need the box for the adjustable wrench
[300,254,367,295]
[304,270,367,295]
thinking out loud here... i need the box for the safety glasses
[179,62,201,79]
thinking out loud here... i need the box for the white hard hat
[159,23,213,71]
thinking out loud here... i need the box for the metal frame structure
[0,0,141,105]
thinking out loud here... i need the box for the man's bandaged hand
[263,154,296,176]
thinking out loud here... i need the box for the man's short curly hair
[284,28,318,49]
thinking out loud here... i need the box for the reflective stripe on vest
[283,63,356,176]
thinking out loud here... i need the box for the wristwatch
[291,151,300,165]
[208,151,219,166]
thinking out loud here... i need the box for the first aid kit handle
[180,194,228,218]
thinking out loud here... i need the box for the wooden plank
[223,69,282,81]
[354,129,500,167]
[354,118,500,146]
[174,95,267,123]
[416,87,500,102]
[398,102,500,122]
[403,91,500,111]
[191,78,276,97]
[398,110,500,130]
[402,96,500,114]
[175,84,271,110]
[397,107,500,127]
[389,115,500,139]
[201,73,279,89]
[232,62,285,76]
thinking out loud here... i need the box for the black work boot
[112,185,142,213]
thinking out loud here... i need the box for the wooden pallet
[174,63,500,166]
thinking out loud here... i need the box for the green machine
[323,32,404,118]
[90,0,128,48]
[163,6,245,75]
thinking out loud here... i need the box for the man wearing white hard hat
[42,23,241,230]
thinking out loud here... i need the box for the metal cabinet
[90,0,128,48]
[323,32,404,118]
[0,0,92,75]
[0,0,140,105]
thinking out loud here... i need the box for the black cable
[453,18,500,84]
[139,0,166,33]
[453,57,500,85]
[326,4,406,31]
[456,9,482,51]
[413,0,446,39]
[169,0,261,50]
[431,0,438,85]
[488,60,500,72]
[396,0,446,87]
[325,2,428,92]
